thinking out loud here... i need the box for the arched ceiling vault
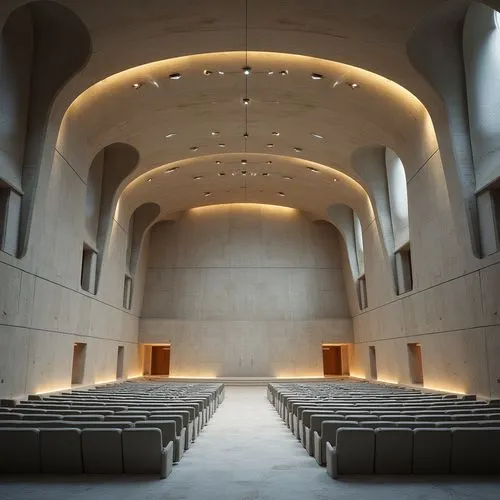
[56,51,437,228]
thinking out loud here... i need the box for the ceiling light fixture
[266,161,273,165]
[147,177,152,183]
[267,71,274,75]
[193,175,203,180]
[278,192,285,197]
[190,146,199,151]
[311,73,324,80]
[218,71,225,75]
[279,70,289,76]
[211,131,220,136]
[333,178,338,182]
[307,167,319,173]
[267,144,274,148]
[242,66,252,76]
[203,70,213,76]
[242,98,250,105]
[283,176,293,180]
[204,192,212,197]
[241,159,248,165]
[311,133,324,139]
[272,131,280,136]
[293,147,302,152]
[169,73,182,80]
[165,167,178,174]
[218,172,226,176]
[218,143,226,148]
[151,80,160,88]
[165,133,176,138]
[216,160,222,165]
[132,82,144,89]
[349,82,360,89]
[262,172,270,176]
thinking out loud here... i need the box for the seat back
[451,428,500,474]
[81,429,123,473]
[122,428,162,474]
[336,428,375,474]
[374,428,413,474]
[40,428,82,473]
[413,428,451,474]
[0,428,40,473]
[135,420,176,447]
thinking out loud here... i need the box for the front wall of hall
[139,205,353,377]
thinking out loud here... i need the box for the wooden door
[151,345,170,375]
[322,345,342,375]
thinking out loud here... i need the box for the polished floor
[1,386,499,500]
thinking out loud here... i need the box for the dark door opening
[369,345,377,380]
[151,345,170,375]
[71,342,87,385]
[322,345,343,376]
[116,345,124,379]
[408,342,424,385]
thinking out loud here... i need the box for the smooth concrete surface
[1,386,500,500]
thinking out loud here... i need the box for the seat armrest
[160,441,174,479]
[326,441,339,478]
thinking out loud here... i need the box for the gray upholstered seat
[0,428,40,473]
[451,428,500,474]
[374,428,413,474]
[81,429,123,473]
[104,415,147,422]
[40,428,83,473]
[122,428,173,479]
[315,420,359,465]
[326,428,375,478]
[413,428,451,474]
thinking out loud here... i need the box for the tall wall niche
[83,143,139,295]
[0,1,91,257]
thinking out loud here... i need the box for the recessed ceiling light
[190,146,199,151]
[193,176,203,180]
[311,133,324,139]
[349,82,360,89]
[169,73,182,80]
[307,167,319,173]
[218,172,226,176]
[165,167,178,174]
[311,73,324,80]
[293,147,303,152]
[216,160,222,165]
[203,70,213,76]
[241,170,247,176]
[272,131,280,136]
[147,177,152,182]
[283,176,293,180]
[278,192,285,196]
[333,178,338,182]
[242,98,251,105]
[165,133,176,138]
[242,66,252,75]
[279,70,288,76]
[218,143,226,148]
[241,159,248,165]
[267,70,274,75]
[211,131,220,136]
[218,71,225,75]
[243,132,249,138]
[266,161,273,165]
[250,172,258,177]
[151,80,160,88]
[132,82,144,89]
[204,192,212,197]
[262,172,270,176]
[267,144,274,148]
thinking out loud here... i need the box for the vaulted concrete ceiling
[26,0,491,225]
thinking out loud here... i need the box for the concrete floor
[1,386,500,500]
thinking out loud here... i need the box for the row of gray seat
[326,427,500,477]
[0,427,173,478]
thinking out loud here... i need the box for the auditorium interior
[1,0,500,498]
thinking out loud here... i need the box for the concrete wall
[0,148,146,399]
[140,204,353,376]
[348,151,500,399]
